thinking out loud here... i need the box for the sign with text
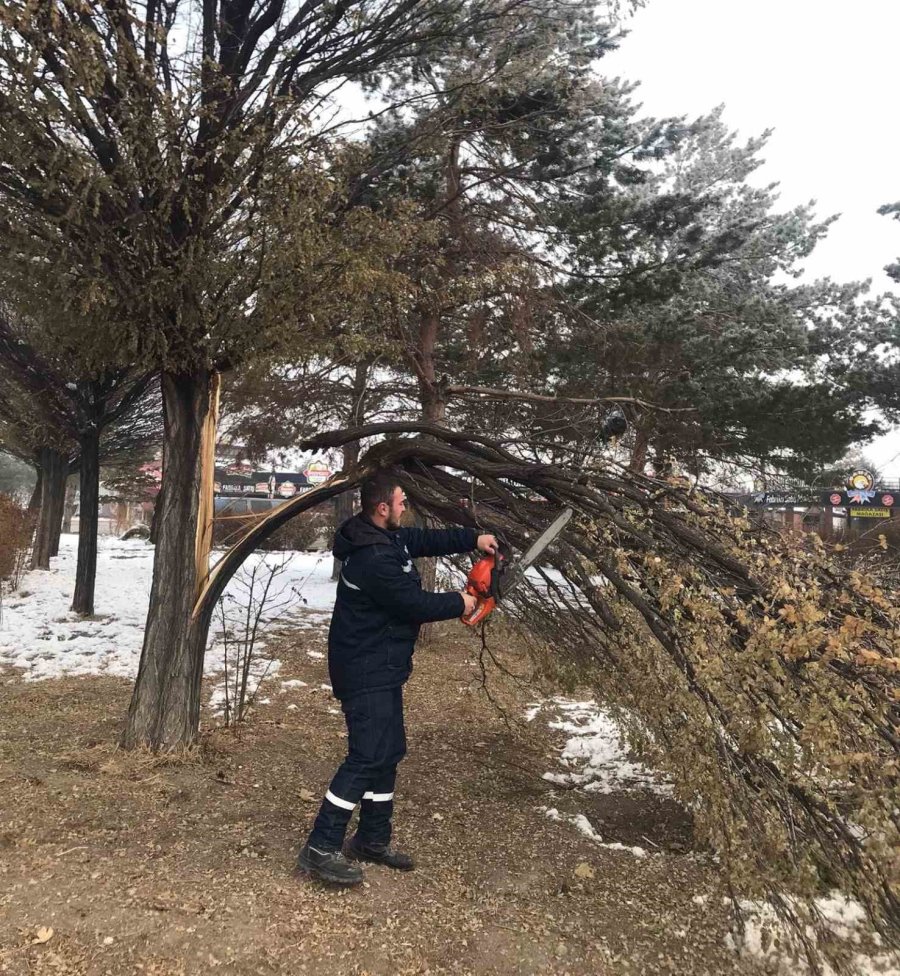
[214,468,318,499]
[735,491,819,507]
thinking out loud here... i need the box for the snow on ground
[540,805,648,859]
[0,535,337,683]
[532,697,669,859]
[535,698,900,973]
[0,536,154,680]
[721,894,900,976]
[529,697,671,796]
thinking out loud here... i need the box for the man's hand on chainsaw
[476,533,499,555]
[460,591,478,616]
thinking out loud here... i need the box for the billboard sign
[214,468,316,498]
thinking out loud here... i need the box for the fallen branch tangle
[208,423,899,967]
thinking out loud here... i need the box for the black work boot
[296,842,364,885]
[346,835,415,871]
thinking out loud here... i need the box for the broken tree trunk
[122,371,220,751]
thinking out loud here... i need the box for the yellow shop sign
[849,507,891,518]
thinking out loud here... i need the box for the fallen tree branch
[198,424,899,969]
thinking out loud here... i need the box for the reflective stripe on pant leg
[357,768,397,847]
[324,789,356,810]
[307,688,403,851]
[307,771,364,851]
[356,687,406,847]
[307,695,374,850]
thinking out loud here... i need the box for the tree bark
[27,468,42,512]
[331,359,370,580]
[629,422,650,473]
[30,448,68,570]
[71,430,100,616]
[62,477,77,534]
[49,471,68,559]
[122,370,218,751]
[331,440,359,580]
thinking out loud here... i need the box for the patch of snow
[598,841,648,859]
[307,650,325,659]
[0,535,154,680]
[537,698,671,796]
[0,537,337,686]
[725,895,900,976]
[540,806,647,858]
[524,702,542,722]
[280,679,308,691]
[532,698,666,861]
[568,812,604,843]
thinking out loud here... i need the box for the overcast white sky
[602,0,900,477]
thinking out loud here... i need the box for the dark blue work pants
[307,686,407,851]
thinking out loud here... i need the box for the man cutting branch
[298,470,498,885]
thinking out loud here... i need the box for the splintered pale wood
[194,372,221,597]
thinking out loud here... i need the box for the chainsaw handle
[461,552,504,626]
[462,593,496,627]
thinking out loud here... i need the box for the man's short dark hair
[360,470,402,517]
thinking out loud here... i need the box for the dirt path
[0,619,761,976]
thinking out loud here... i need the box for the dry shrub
[0,493,33,591]
[267,503,332,550]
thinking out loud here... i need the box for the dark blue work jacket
[327,514,477,700]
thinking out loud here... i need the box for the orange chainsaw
[462,508,573,626]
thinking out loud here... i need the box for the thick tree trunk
[49,472,68,559]
[27,468,42,512]
[62,477,77,534]
[122,370,219,751]
[30,448,68,570]
[71,431,100,616]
